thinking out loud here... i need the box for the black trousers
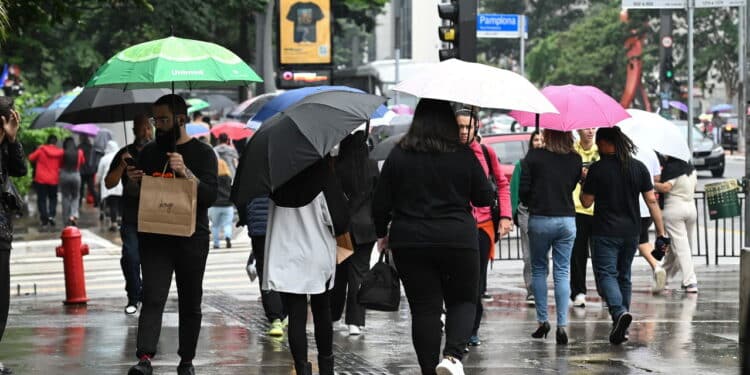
[135,235,209,362]
[104,196,121,223]
[35,183,57,224]
[570,213,594,299]
[0,250,9,343]
[79,173,96,207]
[249,236,285,322]
[331,241,373,327]
[392,247,478,374]
[472,229,491,336]
[280,290,333,366]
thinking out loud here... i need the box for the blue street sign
[476,14,528,39]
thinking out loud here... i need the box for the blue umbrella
[247,85,388,129]
[186,123,209,137]
[710,103,733,113]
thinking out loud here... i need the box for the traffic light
[662,53,674,83]
[437,1,476,62]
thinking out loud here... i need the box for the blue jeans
[208,206,234,247]
[591,236,639,322]
[120,222,142,302]
[528,215,576,327]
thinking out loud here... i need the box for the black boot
[318,354,334,375]
[294,361,312,375]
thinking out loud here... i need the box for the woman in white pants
[655,157,698,293]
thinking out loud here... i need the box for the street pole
[687,1,695,153]
[519,15,525,77]
[394,0,401,105]
[739,5,747,157]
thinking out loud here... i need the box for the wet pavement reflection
[0,263,741,374]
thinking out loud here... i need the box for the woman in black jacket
[0,98,28,375]
[372,98,492,375]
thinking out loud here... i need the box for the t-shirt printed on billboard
[287,2,325,43]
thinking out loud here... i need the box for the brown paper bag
[138,175,198,237]
[336,233,354,264]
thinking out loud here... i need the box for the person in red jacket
[456,108,512,349]
[28,135,64,229]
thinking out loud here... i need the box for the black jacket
[0,139,28,248]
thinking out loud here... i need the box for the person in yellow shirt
[571,128,599,307]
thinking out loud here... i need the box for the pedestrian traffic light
[662,53,674,83]
[437,0,476,62]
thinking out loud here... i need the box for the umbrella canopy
[617,109,691,162]
[231,91,387,207]
[47,87,83,110]
[30,107,66,129]
[709,103,733,113]
[64,123,100,137]
[230,93,280,123]
[186,123,210,137]
[201,94,237,116]
[669,100,688,113]
[248,85,388,129]
[509,85,629,131]
[86,36,263,90]
[392,58,558,114]
[211,121,254,140]
[186,98,211,114]
[57,87,171,124]
[370,132,405,161]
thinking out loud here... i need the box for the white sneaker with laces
[436,356,464,375]
[573,293,586,307]
[348,325,361,336]
[653,265,667,293]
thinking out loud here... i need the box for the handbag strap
[480,144,495,180]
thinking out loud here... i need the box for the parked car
[480,132,532,182]
[673,120,725,177]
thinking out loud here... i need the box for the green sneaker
[268,319,284,337]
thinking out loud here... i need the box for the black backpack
[480,145,501,242]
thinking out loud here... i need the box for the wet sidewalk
[0,255,741,374]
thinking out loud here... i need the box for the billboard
[279,0,332,65]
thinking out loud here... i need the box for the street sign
[621,0,686,8]
[476,14,528,39]
[695,0,745,7]
[661,36,673,48]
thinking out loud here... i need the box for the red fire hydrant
[55,226,89,304]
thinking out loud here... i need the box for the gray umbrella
[30,107,66,129]
[57,87,171,124]
[201,94,237,117]
[370,132,405,161]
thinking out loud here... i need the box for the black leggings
[0,250,9,343]
[392,247,478,374]
[280,290,333,366]
[472,229,491,336]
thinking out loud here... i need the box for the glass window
[489,141,525,166]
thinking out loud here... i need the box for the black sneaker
[225,238,232,249]
[128,359,153,375]
[177,362,195,375]
[48,217,55,228]
[0,364,12,374]
[609,312,632,345]
[125,300,138,315]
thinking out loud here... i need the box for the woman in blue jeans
[208,159,234,249]
[519,130,582,345]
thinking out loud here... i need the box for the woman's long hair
[543,130,574,154]
[595,126,637,169]
[399,98,462,153]
[62,137,78,171]
[336,131,370,199]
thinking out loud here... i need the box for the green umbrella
[186,98,211,114]
[86,36,263,90]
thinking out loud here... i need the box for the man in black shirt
[105,114,152,315]
[126,95,217,375]
[580,126,667,346]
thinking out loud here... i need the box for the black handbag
[357,250,400,311]
[1,175,23,214]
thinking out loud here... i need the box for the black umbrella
[30,107,66,129]
[201,94,237,116]
[57,87,171,124]
[231,90,387,207]
[369,132,405,161]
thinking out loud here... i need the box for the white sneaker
[436,356,464,375]
[348,324,361,336]
[653,265,667,293]
[573,293,586,307]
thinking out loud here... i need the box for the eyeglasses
[148,116,171,127]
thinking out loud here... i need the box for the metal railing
[494,190,745,265]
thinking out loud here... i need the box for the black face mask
[155,123,180,152]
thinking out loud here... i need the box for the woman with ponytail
[580,126,668,345]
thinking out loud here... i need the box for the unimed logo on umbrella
[171,69,205,76]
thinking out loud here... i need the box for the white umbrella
[392,58,559,114]
[618,109,691,162]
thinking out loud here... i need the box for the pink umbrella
[509,85,630,131]
[64,123,100,137]
[211,121,254,140]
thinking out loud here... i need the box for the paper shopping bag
[336,232,354,264]
[138,175,198,237]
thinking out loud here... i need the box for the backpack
[480,145,500,242]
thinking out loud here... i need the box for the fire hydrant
[55,226,89,304]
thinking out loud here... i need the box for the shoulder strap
[481,145,494,177]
